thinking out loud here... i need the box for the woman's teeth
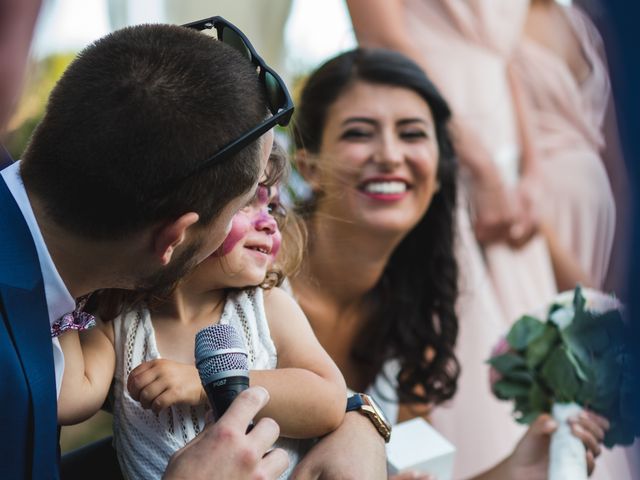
[362,181,407,194]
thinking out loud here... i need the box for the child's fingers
[151,390,177,413]
[138,381,169,410]
[127,365,162,399]
[129,359,159,378]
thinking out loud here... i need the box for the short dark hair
[21,23,268,239]
[294,48,459,406]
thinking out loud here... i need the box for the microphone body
[195,324,250,421]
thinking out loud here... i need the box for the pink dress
[352,1,627,476]
[514,6,632,480]
[401,1,558,478]
[513,5,616,288]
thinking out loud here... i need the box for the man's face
[135,130,274,296]
[0,0,42,132]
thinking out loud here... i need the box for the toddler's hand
[127,359,207,413]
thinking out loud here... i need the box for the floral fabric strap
[51,295,96,338]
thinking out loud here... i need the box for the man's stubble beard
[135,240,202,298]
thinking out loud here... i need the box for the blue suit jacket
[0,157,60,479]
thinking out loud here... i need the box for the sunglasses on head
[178,16,294,179]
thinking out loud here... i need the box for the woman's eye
[400,130,428,140]
[341,128,372,140]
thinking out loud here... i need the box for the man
[0,15,289,479]
[0,4,388,479]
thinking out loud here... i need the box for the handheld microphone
[195,323,250,421]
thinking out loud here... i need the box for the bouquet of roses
[488,286,639,479]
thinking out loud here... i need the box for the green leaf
[540,347,581,402]
[529,381,551,413]
[591,352,622,412]
[525,324,560,369]
[503,369,534,384]
[604,423,635,448]
[565,348,589,382]
[488,353,527,374]
[493,380,530,400]
[507,315,546,350]
[517,410,541,425]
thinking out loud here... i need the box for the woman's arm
[507,64,543,247]
[346,0,420,61]
[57,320,116,425]
[255,287,347,439]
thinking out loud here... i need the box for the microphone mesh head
[195,324,248,383]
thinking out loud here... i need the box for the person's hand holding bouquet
[488,286,639,479]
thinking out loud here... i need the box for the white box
[387,417,456,480]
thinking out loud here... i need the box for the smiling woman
[292,47,459,412]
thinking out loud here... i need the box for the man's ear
[153,212,200,266]
[295,149,321,192]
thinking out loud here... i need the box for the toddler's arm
[254,287,347,439]
[57,320,115,425]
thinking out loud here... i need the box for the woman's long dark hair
[293,48,459,406]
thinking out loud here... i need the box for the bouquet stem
[549,402,587,480]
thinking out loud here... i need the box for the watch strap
[346,393,392,443]
[346,393,365,412]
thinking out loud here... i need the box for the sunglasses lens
[265,71,285,115]
[220,25,252,62]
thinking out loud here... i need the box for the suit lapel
[0,178,59,477]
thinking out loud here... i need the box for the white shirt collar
[1,161,75,324]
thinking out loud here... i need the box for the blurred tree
[5,52,75,159]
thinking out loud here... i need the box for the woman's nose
[373,134,403,168]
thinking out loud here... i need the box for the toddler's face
[205,185,283,288]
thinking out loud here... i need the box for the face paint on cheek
[218,215,251,257]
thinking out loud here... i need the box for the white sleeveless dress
[111,288,307,480]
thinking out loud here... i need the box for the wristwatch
[346,393,392,443]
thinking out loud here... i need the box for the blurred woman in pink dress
[514,2,633,478]
[514,0,624,292]
[345,0,623,478]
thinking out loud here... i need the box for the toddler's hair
[261,142,306,289]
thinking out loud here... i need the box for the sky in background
[31,0,355,77]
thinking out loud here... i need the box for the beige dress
[513,5,615,288]
[402,1,557,478]
[514,6,631,480]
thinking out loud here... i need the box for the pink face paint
[213,185,283,259]
[252,209,281,257]
[218,213,251,256]
[256,185,269,205]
